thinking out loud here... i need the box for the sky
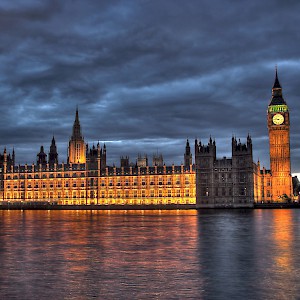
[0,0,299,173]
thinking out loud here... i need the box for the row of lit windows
[5,173,193,181]
[6,189,195,199]
[5,172,87,180]
[4,175,194,189]
[61,198,196,205]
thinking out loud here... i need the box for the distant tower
[121,156,130,167]
[153,153,163,167]
[137,154,148,167]
[267,68,292,199]
[37,146,47,165]
[101,143,107,170]
[12,148,15,166]
[184,139,192,167]
[68,108,86,164]
[48,136,58,165]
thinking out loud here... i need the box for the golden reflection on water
[0,209,202,299]
[272,210,293,270]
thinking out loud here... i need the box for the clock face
[272,114,284,125]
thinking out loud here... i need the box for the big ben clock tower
[268,68,292,200]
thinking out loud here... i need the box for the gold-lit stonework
[267,69,292,200]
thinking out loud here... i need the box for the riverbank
[0,202,299,210]
[0,202,196,210]
[254,202,300,209]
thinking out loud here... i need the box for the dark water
[0,209,300,300]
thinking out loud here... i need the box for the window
[159,177,163,185]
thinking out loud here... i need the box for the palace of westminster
[0,71,296,208]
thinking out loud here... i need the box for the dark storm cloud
[0,0,300,173]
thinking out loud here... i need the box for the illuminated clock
[272,114,284,125]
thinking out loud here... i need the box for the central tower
[68,108,86,164]
[267,69,292,199]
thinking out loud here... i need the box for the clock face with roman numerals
[272,114,284,125]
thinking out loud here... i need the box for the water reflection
[0,209,300,299]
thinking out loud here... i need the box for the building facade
[194,70,293,207]
[195,136,259,208]
[0,110,195,206]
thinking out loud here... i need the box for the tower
[37,146,47,165]
[49,136,58,165]
[267,68,292,200]
[184,139,192,167]
[68,108,86,164]
[231,135,254,205]
[195,137,216,208]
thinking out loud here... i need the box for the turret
[12,148,15,166]
[37,146,47,165]
[101,143,107,170]
[121,156,130,167]
[184,139,192,167]
[48,136,58,165]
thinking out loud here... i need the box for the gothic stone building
[195,136,259,208]
[0,111,195,206]
[195,69,293,208]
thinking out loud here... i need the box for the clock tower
[267,68,292,200]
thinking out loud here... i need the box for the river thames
[0,209,299,299]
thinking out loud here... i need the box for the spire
[186,138,190,147]
[71,107,82,139]
[75,106,79,123]
[12,147,15,165]
[273,66,281,89]
[270,67,286,106]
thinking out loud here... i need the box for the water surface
[0,209,299,299]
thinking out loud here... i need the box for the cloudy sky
[0,0,299,173]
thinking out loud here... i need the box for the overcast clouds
[0,0,299,173]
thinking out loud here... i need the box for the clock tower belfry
[267,68,292,200]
